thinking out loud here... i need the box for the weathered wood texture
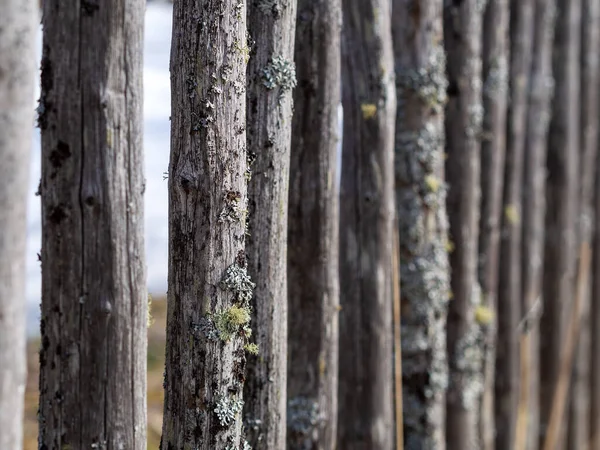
[478,0,509,447]
[287,0,341,448]
[287,0,341,450]
[496,1,534,448]
[591,139,600,449]
[539,0,581,446]
[244,0,297,447]
[38,1,147,448]
[443,1,485,449]
[161,1,250,449]
[338,0,396,448]
[392,1,449,448]
[568,0,600,446]
[520,1,555,448]
[0,1,36,449]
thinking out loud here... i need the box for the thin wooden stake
[393,221,404,450]
[542,242,592,450]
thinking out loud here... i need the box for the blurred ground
[22,297,168,450]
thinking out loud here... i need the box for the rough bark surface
[568,0,600,446]
[392,1,450,448]
[0,1,36,449]
[443,1,486,449]
[338,0,396,447]
[287,0,341,448]
[244,0,297,448]
[539,0,581,447]
[520,2,555,448]
[496,1,534,448]
[478,1,509,447]
[38,1,147,448]
[161,1,249,448]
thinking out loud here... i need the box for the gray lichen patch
[191,316,220,342]
[395,122,445,186]
[287,397,323,450]
[220,262,256,306]
[483,56,508,99]
[261,56,297,91]
[219,190,245,224]
[466,103,484,139]
[448,282,486,409]
[396,45,448,110]
[215,395,244,427]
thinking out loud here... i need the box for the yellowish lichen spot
[504,204,520,225]
[361,103,377,120]
[424,174,441,193]
[475,304,494,325]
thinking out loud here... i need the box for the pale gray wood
[0,1,37,449]
[160,0,249,448]
[443,1,486,448]
[478,1,509,448]
[286,0,341,448]
[38,0,147,448]
[392,1,449,448]
[244,0,297,447]
[338,0,396,447]
[539,0,581,447]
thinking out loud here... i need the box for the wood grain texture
[392,1,450,448]
[443,1,485,448]
[38,1,147,448]
[520,1,556,448]
[540,0,581,447]
[338,0,396,447]
[496,1,535,447]
[286,0,341,448]
[161,0,250,448]
[568,0,600,446]
[244,0,297,447]
[479,1,509,447]
[0,1,37,449]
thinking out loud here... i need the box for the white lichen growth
[261,56,297,91]
[397,45,448,110]
[215,396,244,427]
[220,262,256,306]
